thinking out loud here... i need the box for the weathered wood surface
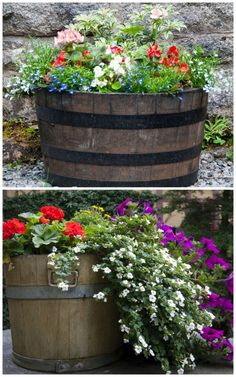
[35,89,208,187]
[5,255,122,369]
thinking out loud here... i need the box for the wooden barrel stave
[5,255,122,372]
[35,89,208,187]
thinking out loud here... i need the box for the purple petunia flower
[116,198,132,216]
[201,327,224,342]
[143,201,154,215]
[200,237,220,254]
[200,292,220,309]
[205,255,230,270]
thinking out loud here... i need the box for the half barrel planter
[35,88,208,187]
[5,254,122,373]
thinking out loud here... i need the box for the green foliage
[7,6,219,96]
[71,8,119,39]
[3,190,160,221]
[203,116,232,148]
[185,45,219,91]
[6,40,57,98]
[47,66,94,93]
[160,191,233,263]
[121,63,188,94]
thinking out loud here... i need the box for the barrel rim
[35,87,204,98]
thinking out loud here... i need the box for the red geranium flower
[167,46,179,57]
[147,43,162,58]
[82,50,91,57]
[40,206,65,221]
[179,62,189,74]
[63,222,86,238]
[40,216,50,224]
[52,50,67,67]
[3,219,26,240]
[110,46,124,54]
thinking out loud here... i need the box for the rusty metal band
[6,283,109,300]
[47,170,199,188]
[12,348,123,373]
[36,105,207,129]
[41,144,202,166]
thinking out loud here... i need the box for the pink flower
[150,8,168,20]
[55,29,84,47]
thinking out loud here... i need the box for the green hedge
[3,190,160,220]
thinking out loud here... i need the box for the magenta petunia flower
[143,201,154,215]
[201,327,224,342]
[205,255,230,270]
[200,237,220,254]
[116,198,132,216]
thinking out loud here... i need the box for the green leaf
[111,81,121,90]
[18,212,40,224]
[31,224,61,248]
[121,25,144,36]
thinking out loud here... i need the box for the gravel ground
[3,149,233,188]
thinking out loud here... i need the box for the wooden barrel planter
[35,88,208,187]
[5,254,122,373]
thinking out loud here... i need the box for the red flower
[147,43,162,58]
[63,222,86,238]
[40,206,65,221]
[110,46,124,54]
[179,62,189,73]
[3,219,26,240]
[40,216,50,224]
[82,50,91,57]
[52,50,66,67]
[167,46,179,57]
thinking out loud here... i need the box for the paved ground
[3,330,233,375]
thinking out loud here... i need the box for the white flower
[52,246,57,252]
[121,280,129,286]
[94,65,104,78]
[109,256,115,262]
[119,289,130,298]
[189,354,195,362]
[58,282,69,291]
[138,335,148,348]
[127,272,133,279]
[186,322,195,332]
[91,78,107,88]
[163,335,169,341]
[177,368,184,374]
[123,338,129,343]
[120,324,130,334]
[92,265,99,272]
[167,300,176,308]
[134,345,142,354]
[73,245,81,253]
[149,349,155,357]
[140,286,145,292]
[103,267,111,274]
[93,291,105,300]
[149,294,156,303]
[116,273,123,279]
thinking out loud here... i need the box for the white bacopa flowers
[93,291,107,302]
[58,282,69,291]
[134,345,142,354]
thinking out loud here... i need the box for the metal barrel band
[42,144,202,166]
[6,283,109,300]
[36,105,207,130]
[12,348,123,373]
[47,170,199,188]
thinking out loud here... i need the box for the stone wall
[3,2,233,123]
